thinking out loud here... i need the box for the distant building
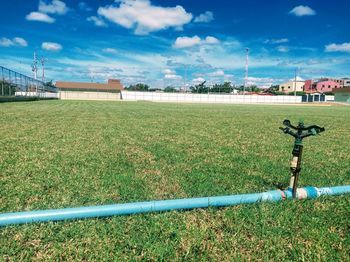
[278,80,305,93]
[314,80,340,93]
[56,79,123,92]
[304,78,343,93]
[303,79,314,93]
[342,78,350,87]
[320,78,344,86]
[333,87,350,103]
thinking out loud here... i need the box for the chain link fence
[0,66,57,97]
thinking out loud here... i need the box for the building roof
[56,79,123,91]
[316,80,339,85]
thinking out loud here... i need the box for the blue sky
[0,0,349,88]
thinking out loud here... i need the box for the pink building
[304,80,314,93]
[304,79,342,93]
[315,80,340,93]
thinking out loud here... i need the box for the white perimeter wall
[59,91,120,101]
[325,95,334,101]
[121,91,302,104]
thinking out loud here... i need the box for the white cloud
[164,74,182,80]
[39,0,68,15]
[289,6,316,17]
[194,11,214,23]
[13,37,28,47]
[0,37,28,47]
[162,68,181,80]
[209,70,225,77]
[163,68,175,74]
[78,2,92,11]
[102,48,117,54]
[42,42,62,51]
[277,46,289,52]
[192,77,205,83]
[0,38,13,47]
[246,77,281,88]
[173,35,219,48]
[26,12,55,23]
[97,0,192,35]
[173,36,201,48]
[204,36,219,44]
[168,38,277,72]
[325,43,350,53]
[289,76,304,81]
[87,16,107,27]
[264,38,289,44]
[26,0,67,24]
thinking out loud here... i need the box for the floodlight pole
[32,52,38,95]
[32,52,37,80]
[184,64,187,92]
[40,57,47,83]
[294,67,297,97]
[244,48,249,96]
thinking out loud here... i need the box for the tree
[265,85,280,95]
[236,85,262,93]
[127,83,149,91]
[248,85,261,92]
[190,81,208,93]
[164,86,177,93]
[288,91,306,96]
[149,87,162,92]
[210,82,233,93]
[44,80,55,88]
[268,85,279,92]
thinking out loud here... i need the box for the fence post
[20,73,23,94]
[8,69,11,96]
[1,67,4,96]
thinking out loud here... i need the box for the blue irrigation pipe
[0,185,349,227]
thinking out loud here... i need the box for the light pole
[294,67,297,97]
[244,48,249,96]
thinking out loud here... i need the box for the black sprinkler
[280,120,325,198]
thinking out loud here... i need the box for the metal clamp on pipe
[280,119,325,198]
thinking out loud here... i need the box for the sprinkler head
[283,119,291,126]
[280,119,325,140]
[279,119,325,198]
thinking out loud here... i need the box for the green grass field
[0,100,349,260]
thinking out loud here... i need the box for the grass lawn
[0,100,349,260]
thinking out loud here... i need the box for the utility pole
[184,64,187,93]
[32,52,38,95]
[32,52,38,80]
[294,67,297,97]
[244,48,249,96]
[40,57,47,83]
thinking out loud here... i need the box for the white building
[342,78,350,87]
